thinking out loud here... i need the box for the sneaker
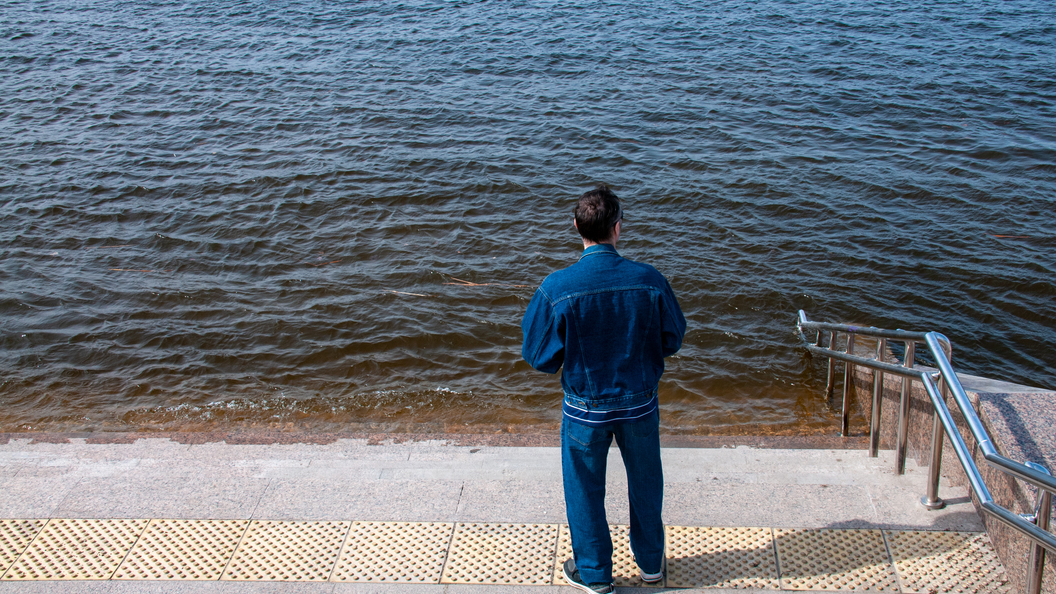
[562,559,614,594]
[639,568,663,584]
[634,554,664,584]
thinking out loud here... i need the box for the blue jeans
[561,410,664,584]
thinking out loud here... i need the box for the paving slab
[252,479,464,522]
[453,480,565,524]
[51,475,270,520]
[0,469,78,518]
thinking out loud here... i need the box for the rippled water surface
[2,0,1054,435]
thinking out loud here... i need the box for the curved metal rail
[797,311,1055,593]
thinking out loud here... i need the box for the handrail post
[826,332,837,401]
[922,343,952,509]
[921,372,947,509]
[1026,462,1052,594]
[896,341,915,474]
[842,332,856,436]
[870,338,886,457]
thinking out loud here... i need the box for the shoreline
[0,430,870,449]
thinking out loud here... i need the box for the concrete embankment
[0,434,1002,593]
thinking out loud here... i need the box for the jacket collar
[579,243,619,260]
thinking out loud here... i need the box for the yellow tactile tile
[0,516,1021,591]
[331,521,454,583]
[440,522,558,585]
[113,519,249,580]
[553,524,660,587]
[221,520,350,581]
[665,526,779,589]
[774,528,898,591]
[0,520,45,577]
[2,519,148,580]
[885,530,1012,594]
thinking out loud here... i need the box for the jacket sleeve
[660,277,687,357]
[521,287,565,374]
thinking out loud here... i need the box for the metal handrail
[796,311,1056,591]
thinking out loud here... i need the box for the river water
[1,0,1054,435]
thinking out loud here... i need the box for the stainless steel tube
[921,346,951,510]
[987,456,1056,496]
[798,314,1056,564]
[826,331,836,400]
[1026,462,1052,594]
[983,502,1056,556]
[921,377,946,510]
[796,312,930,342]
[896,341,915,475]
[924,334,1056,495]
[922,374,992,502]
[801,343,921,378]
[870,338,886,457]
[921,367,1056,559]
[925,333,995,457]
[842,332,856,437]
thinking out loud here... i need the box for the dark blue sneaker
[562,559,614,594]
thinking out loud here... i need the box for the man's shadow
[611,513,988,591]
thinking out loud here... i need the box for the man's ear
[573,218,579,230]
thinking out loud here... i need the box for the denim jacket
[521,244,686,426]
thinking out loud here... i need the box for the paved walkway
[0,437,1005,593]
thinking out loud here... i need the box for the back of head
[574,184,622,243]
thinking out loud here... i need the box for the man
[521,184,686,594]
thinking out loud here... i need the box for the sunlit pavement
[0,437,1007,592]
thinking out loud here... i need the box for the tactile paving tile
[221,520,350,581]
[0,520,45,577]
[113,519,249,580]
[665,526,779,589]
[774,528,898,591]
[2,518,148,580]
[885,530,1012,594]
[553,524,660,587]
[331,521,454,583]
[440,522,558,585]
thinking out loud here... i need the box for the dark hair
[574,184,622,243]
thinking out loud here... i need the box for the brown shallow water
[1,0,1054,436]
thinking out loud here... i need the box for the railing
[796,311,1056,594]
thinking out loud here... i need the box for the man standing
[521,184,686,594]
